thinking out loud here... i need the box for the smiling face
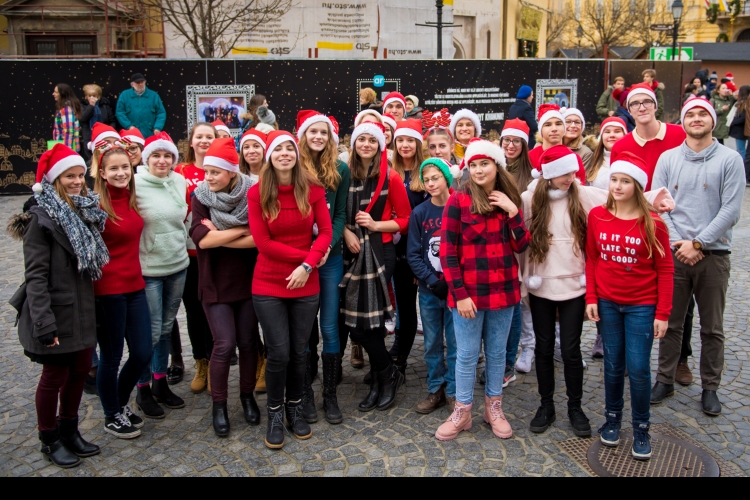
[421,165,448,197]
[541,118,564,146]
[609,173,635,202]
[147,150,174,178]
[427,134,452,162]
[355,134,379,160]
[125,143,142,167]
[683,108,713,140]
[384,125,393,146]
[191,125,216,157]
[242,140,264,168]
[455,118,476,144]
[601,125,625,151]
[270,141,297,173]
[469,158,497,191]
[396,136,417,160]
[305,123,329,153]
[628,96,656,126]
[204,166,235,192]
[58,166,86,195]
[501,136,523,159]
[405,100,415,113]
[692,78,702,88]
[549,171,576,191]
[385,101,405,121]
[564,115,583,141]
[101,152,132,189]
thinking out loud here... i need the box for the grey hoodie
[651,139,744,251]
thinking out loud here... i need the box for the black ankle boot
[152,376,185,409]
[529,405,556,433]
[322,353,343,424]
[376,364,404,411]
[212,401,230,437]
[39,429,80,468]
[358,367,379,412]
[136,384,165,419]
[387,331,400,357]
[285,400,312,439]
[335,354,343,386]
[240,392,260,425]
[58,418,100,457]
[301,353,319,423]
[265,405,285,449]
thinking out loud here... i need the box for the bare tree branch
[547,3,576,51]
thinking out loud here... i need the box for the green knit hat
[420,158,457,186]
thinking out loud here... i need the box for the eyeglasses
[422,175,444,184]
[126,146,141,153]
[628,99,656,111]
[565,120,582,127]
[501,137,523,146]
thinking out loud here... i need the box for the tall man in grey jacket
[650,97,745,416]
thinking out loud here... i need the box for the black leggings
[529,293,586,409]
[392,257,419,358]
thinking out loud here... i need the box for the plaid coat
[54,106,80,152]
[440,191,530,310]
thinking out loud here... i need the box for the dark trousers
[680,296,696,362]
[204,299,258,403]
[36,347,95,431]
[254,294,320,408]
[96,290,153,418]
[392,257,419,358]
[529,293,586,409]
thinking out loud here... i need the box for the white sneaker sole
[104,426,142,439]
[632,449,652,460]
[502,374,516,388]
[600,435,620,447]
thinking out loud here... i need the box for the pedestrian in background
[509,85,538,149]
[115,73,166,139]
[52,84,82,153]
[359,87,381,112]
[729,85,749,165]
[711,83,736,145]
[641,69,665,121]
[613,88,636,133]
[596,77,625,120]
[80,84,117,162]
[405,95,423,120]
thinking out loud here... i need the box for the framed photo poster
[186,85,255,137]
[535,79,578,114]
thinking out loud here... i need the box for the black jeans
[254,294,320,408]
[392,256,419,358]
[680,296,696,363]
[530,293,586,409]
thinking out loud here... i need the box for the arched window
[453,39,465,59]
[737,29,750,42]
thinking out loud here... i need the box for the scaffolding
[0,1,166,58]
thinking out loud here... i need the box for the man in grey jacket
[650,97,745,416]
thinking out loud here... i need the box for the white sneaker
[515,347,534,373]
[384,319,396,333]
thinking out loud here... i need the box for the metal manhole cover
[587,430,720,477]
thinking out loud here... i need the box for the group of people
[15,81,743,470]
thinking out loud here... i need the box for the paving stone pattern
[0,193,748,477]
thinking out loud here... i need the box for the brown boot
[416,386,446,414]
[446,396,456,412]
[255,354,267,393]
[190,359,208,394]
[675,361,693,386]
[350,342,364,369]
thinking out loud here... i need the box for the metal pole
[672,20,678,60]
[436,0,443,59]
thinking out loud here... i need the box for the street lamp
[576,25,583,59]
[671,0,684,61]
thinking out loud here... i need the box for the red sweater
[610,123,686,190]
[585,206,674,321]
[529,144,587,185]
[175,163,204,257]
[94,185,146,296]
[248,183,333,298]
[381,169,412,243]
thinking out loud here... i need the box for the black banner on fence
[0,59,605,195]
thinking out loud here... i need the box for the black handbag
[9,282,27,326]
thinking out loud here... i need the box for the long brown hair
[588,139,608,183]
[464,161,521,216]
[55,83,81,119]
[349,142,384,181]
[505,140,535,191]
[53,174,89,210]
[528,180,587,264]
[392,138,425,192]
[259,143,320,222]
[182,123,217,166]
[299,132,341,191]
[604,181,665,259]
[93,148,139,222]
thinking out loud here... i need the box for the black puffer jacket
[80,97,118,161]
[7,199,97,358]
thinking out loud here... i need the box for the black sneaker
[529,405,556,433]
[122,405,144,429]
[568,407,592,437]
[104,413,141,439]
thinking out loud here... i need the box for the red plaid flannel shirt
[440,192,530,310]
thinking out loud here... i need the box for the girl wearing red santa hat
[239,128,267,184]
[190,138,260,437]
[119,128,145,168]
[587,117,628,191]
[9,144,108,467]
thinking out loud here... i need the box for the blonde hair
[392,138,425,192]
[83,84,102,99]
[299,129,341,191]
[360,88,377,104]
[93,148,139,222]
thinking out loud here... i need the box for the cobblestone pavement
[1,193,748,477]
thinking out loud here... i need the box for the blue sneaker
[631,423,652,460]
[598,411,621,447]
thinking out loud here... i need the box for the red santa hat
[394,119,423,143]
[32,143,86,194]
[609,151,648,189]
[350,121,386,151]
[329,116,340,145]
[500,118,530,144]
[725,72,734,81]
[203,138,239,173]
[599,116,628,136]
[88,123,120,152]
[539,145,581,180]
[264,130,299,163]
[382,92,406,114]
[561,107,586,129]
[142,131,179,162]
[626,83,657,107]
[449,109,482,138]
[354,109,383,127]
[680,96,717,131]
[463,138,506,169]
[212,120,231,136]
[119,128,145,146]
[537,103,565,131]
[239,129,267,150]
[296,110,336,143]
[726,81,738,93]
[382,113,398,132]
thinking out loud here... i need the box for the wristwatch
[692,239,703,250]
[301,263,314,274]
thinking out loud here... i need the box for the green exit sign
[649,47,693,61]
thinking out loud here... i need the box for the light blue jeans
[139,269,187,384]
[419,286,456,397]
[318,254,343,354]
[452,306,514,405]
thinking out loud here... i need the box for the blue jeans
[505,303,522,369]
[139,269,187,384]
[419,285,456,397]
[735,138,747,161]
[318,254,343,354]
[452,306,514,404]
[598,299,655,425]
[96,290,153,417]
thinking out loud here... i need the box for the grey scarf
[194,173,253,230]
[34,179,110,280]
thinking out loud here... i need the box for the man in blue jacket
[508,85,538,149]
[116,73,167,139]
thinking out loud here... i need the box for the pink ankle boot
[435,401,472,441]
[484,395,512,439]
